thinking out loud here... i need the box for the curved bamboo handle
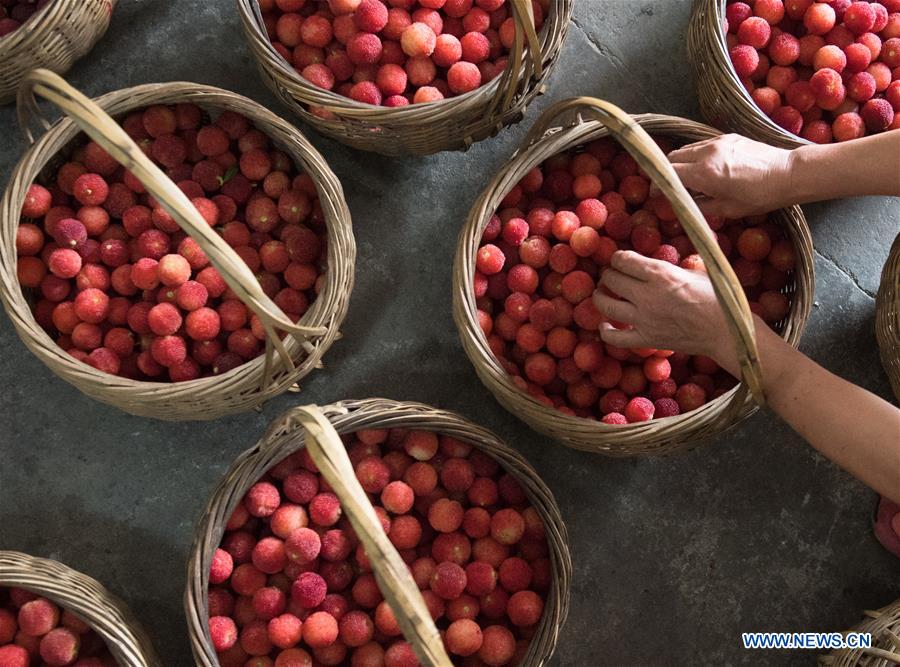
[523,97,766,405]
[16,68,328,378]
[289,405,452,667]
[487,0,543,116]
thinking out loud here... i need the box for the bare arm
[667,131,900,218]
[594,250,900,503]
[745,321,900,504]
[790,131,900,204]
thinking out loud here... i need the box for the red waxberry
[292,572,328,609]
[73,173,109,206]
[431,561,467,600]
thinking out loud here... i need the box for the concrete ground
[0,1,897,665]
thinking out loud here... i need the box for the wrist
[704,315,773,380]
[749,316,793,391]
[785,144,822,205]
[707,335,741,379]
[701,311,741,378]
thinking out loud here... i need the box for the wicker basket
[876,234,900,402]
[687,0,807,148]
[236,0,572,156]
[186,398,572,666]
[819,597,900,666]
[0,69,355,421]
[0,0,115,105]
[0,550,160,666]
[453,96,815,456]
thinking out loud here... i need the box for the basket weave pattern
[0,75,355,420]
[0,550,160,666]
[236,0,572,156]
[819,597,900,666]
[0,0,115,105]
[686,0,807,148]
[876,234,900,402]
[453,102,815,456]
[185,398,572,666]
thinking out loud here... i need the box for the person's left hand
[666,133,795,218]
[593,251,738,373]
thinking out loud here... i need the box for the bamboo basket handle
[15,69,328,383]
[487,0,544,117]
[288,405,453,667]
[522,97,766,405]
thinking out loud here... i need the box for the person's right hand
[667,134,795,218]
[592,250,740,376]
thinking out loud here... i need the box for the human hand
[667,134,795,218]
[592,251,740,375]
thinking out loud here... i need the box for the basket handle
[487,0,544,117]
[521,97,766,405]
[15,68,328,383]
[288,405,453,667]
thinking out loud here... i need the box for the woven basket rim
[819,596,900,666]
[0,550,160,666]
[688,0,810,148]
[0,0,116,106]
[876,233,900,402]
[235,0,558,120]
[235,0,572,155]
[0,1,54,49]
[0,0,116,53]
[0,79,355,413]
[7,81,345,389]
[184,397,573,667]
[452,109,814,454]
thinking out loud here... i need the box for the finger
[609,250,661,281]
[667,137,718,163]
[599,268,645,302]
[592,291,639,324]
[670,161,710,193]
[694,196,732,218]
[599,322,645,349]
[695,197,755,218]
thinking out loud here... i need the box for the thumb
[694,196,752,219]
[670,161,711,194]
[599,322,644,349]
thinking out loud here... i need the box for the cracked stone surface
[0,1,898,665]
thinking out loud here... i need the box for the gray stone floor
[0,1,898,665]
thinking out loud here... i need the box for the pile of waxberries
[207,429,551,666]
[0,588,115,666]
[725,0,900,142]
[259,0,546,109]
[15,104,327,383]
[473,136,798,424]
[0,0,50,37]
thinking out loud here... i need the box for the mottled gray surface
[0,1,898,665]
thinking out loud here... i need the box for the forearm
[788,131,900,203]
[719,320,900,503]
